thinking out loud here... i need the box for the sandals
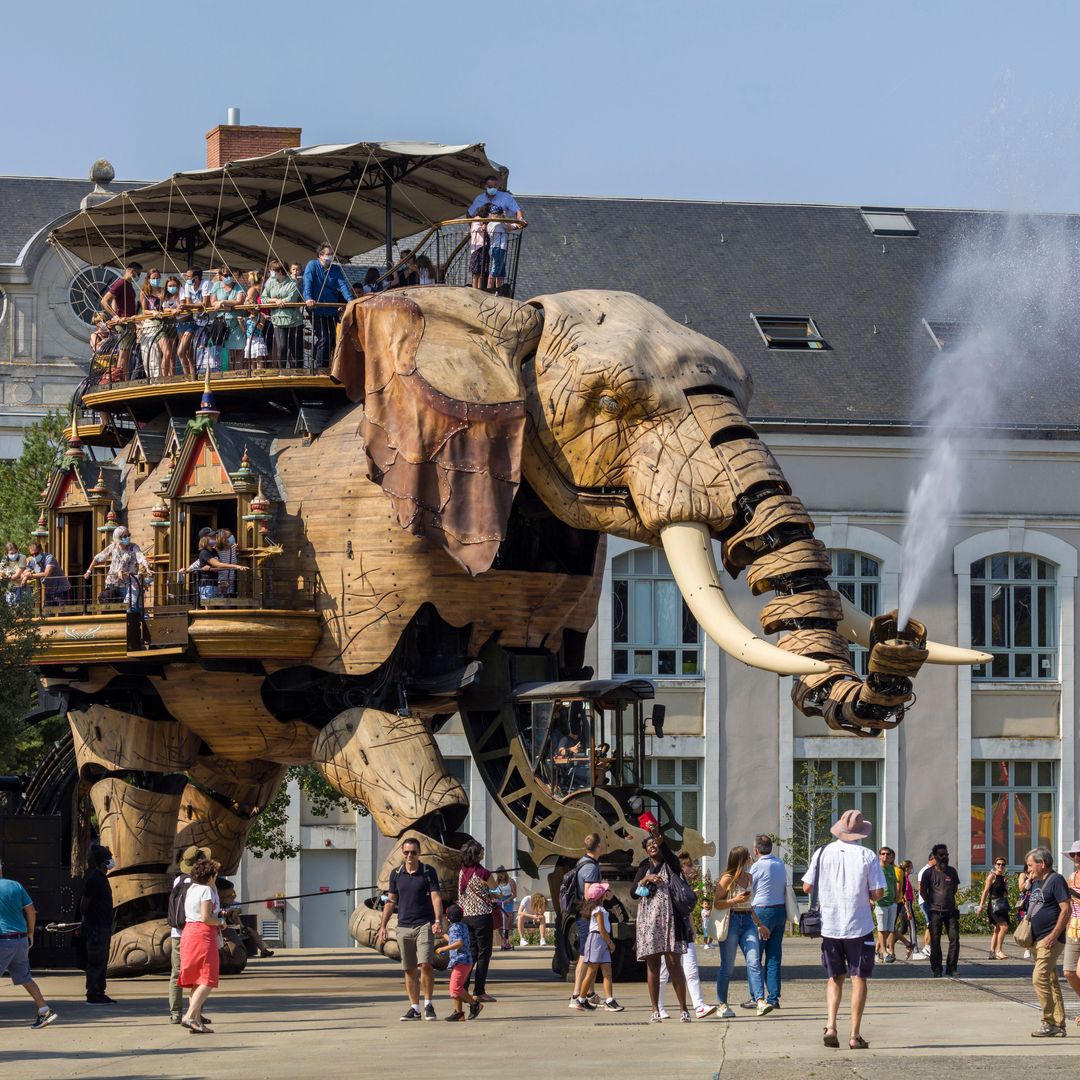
[823,1029,840,1048]
[849,1036,869,1049]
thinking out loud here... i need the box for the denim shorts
[490,247,507,278]
[0,936,32,985]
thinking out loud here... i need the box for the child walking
[700,896,715,949]
[436,903,484,1021]
[578,882,624,1012]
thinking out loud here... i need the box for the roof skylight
[861,207,918,236]
[752,314,829,351]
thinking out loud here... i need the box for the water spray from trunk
[897,213,1080,630]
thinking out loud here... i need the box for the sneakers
[921,946,932,958]
[169,1013,181,1025]
[657,1007,671,1020]
[1024,949,1032,960]
[445,1011,465,1021]
[573,997,597,1012]
[31,1009,58,1029]
[696,1004,717,1019]
[756,1001,774,1016]
[400,1006,421,1021]
[1031,1023,1066,1038]
[586,992,600,1006]
[468,1001,483,1020]
[423,1003,437,1020]
[739,999,757,1009]
[718,1004,736,1019]
[518,938,528,947]
[86,994,116,1004]
[477,993,497,1003]
[884,954,895,964]
[603,999,625,1012]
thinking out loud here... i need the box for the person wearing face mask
[467,174,524,223]
[83,526,151,610]
[3,542,29,605]
[138,269,168,379]
[303,243,354,368]
[79,845,116,1004]
[178,267,210,378]
[158,276,182,377]
[919,843,961,978]
[100,262,143,379]
[261,258,304,368]
[209,265,247,371]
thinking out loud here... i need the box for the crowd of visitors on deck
[88,176,524,384]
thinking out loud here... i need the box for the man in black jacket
[919,843,961,978]
[80,845,115,1004]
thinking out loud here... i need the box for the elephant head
[332,287,988,736]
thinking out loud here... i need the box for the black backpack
[558,856,596,917]
[168,877,192,932]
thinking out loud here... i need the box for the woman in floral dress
[633,834,690,1022]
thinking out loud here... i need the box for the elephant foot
[107,918,173,977]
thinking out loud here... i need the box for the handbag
[785,883,800,926]
[799,845,826,939]
[668,871,698,919]
[1014,917,1034,949]
[713,906,731,944]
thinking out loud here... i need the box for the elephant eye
[598,395,620,415]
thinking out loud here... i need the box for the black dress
[987,872,1011,926]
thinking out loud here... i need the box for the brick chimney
[205,112,302,169]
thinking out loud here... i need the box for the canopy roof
[49,141,500,270]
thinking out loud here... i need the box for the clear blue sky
[8,0,1080,211]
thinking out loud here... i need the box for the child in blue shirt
[435,903,483,1021]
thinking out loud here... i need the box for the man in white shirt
[802,810,886,1050]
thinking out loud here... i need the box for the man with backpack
[378,836,444,1021]
[562,833,604,1010]
[168,845,213,1025]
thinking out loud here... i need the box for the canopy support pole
[384,178,394,271]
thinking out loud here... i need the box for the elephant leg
[178,756,287,875]
[70,704,199,977]
[312,708,471,959]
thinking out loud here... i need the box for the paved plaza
[2,937,1078,1078]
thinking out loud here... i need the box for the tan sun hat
[830,810,873,843]
[179,845,213,873]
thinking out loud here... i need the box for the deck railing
[81,218,526,393]
[23,561,316,619]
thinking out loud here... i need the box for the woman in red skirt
[178,858,223,1033]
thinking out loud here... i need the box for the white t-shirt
[590,907,611,936]
[803,840,887,940]
[184,883,218,924]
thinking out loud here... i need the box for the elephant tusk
[659,523,831,677]
[836,595,992,666]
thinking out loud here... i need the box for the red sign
[319,886,330,893]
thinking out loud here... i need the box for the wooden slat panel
[69,704,201,776]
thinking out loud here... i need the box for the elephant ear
[332,288,543,576]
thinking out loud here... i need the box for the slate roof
[0,176,146,264]
[515,197,1080,431]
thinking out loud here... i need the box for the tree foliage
[0,410,66,546]
[245,764,368,860]
[772,760,845,874]
[0,412,67,779]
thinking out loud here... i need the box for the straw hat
[179,845,213,873]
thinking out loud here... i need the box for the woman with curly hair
[177,858,224,1034]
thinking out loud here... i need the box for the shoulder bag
[668,869,698,919]
[799,846,826,939]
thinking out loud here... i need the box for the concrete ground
[2,936,1078,1079]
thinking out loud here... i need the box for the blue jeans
[715,911,763,1004]
[755,904,786,1005]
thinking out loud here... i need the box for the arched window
[827,550,880,676]
[970,554,1057,680]
[612,547,701,677]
